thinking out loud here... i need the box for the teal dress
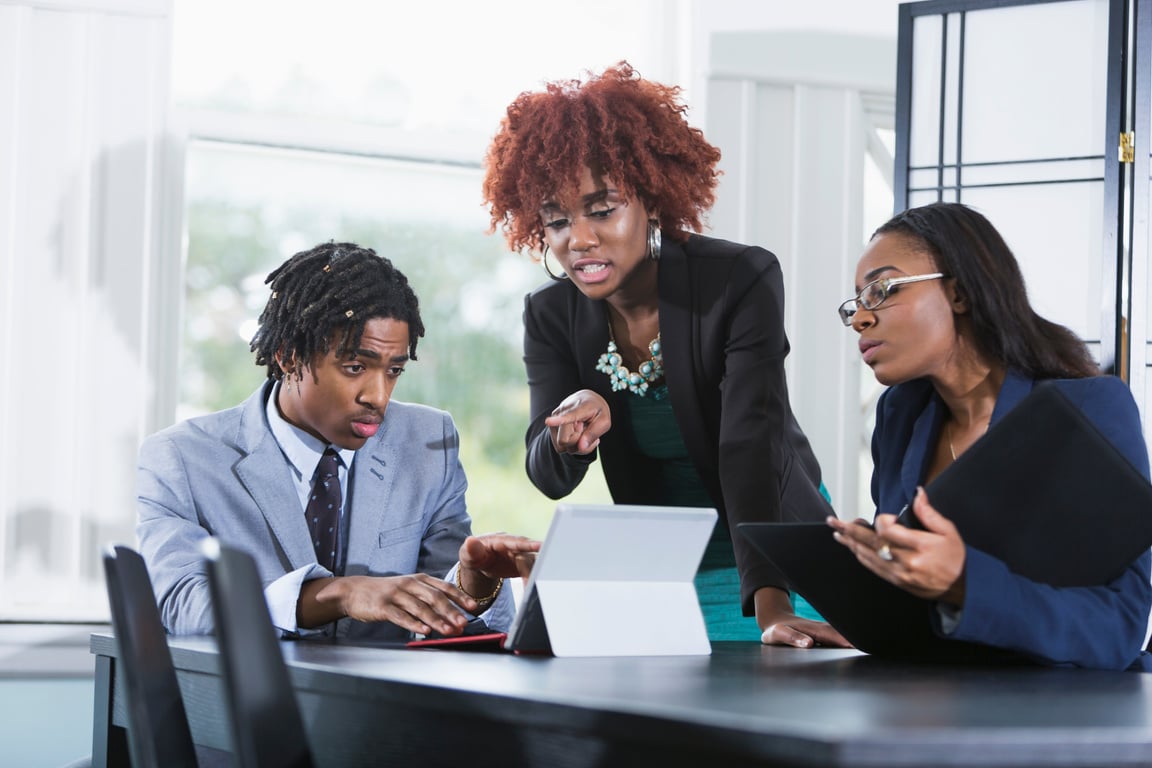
[628,385,824,641]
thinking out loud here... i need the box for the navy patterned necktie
[305,448,342,572]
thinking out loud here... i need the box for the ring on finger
[877,543,894,562]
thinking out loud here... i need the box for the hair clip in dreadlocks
[345,310,354,318]
[271,291,278,299]
[323,264,332,273]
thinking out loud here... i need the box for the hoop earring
[647,220,662,261]
[541,245,568,281]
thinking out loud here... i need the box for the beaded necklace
[595,322,664,396]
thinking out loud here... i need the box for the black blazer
[523,232,826,611]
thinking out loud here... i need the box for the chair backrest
[202,539,314,768]
[102,544,199,768]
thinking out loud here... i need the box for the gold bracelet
[454,568,504,605]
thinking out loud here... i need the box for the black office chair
[202,539,315,768]
[101,544,230,768]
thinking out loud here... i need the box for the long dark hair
[873,202,1098,379]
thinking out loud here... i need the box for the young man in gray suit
[137,242,537,641]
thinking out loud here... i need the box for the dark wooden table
[90,633,1152,767]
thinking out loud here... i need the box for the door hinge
[1120,131,1135,163]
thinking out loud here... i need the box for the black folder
[739,382,1152,660]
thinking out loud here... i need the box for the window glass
[169,0,672,539]
[172,0,669,137]
[182,140,612,537]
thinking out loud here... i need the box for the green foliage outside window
[180,199,609,540]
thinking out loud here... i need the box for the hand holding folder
[739,383,1152,659]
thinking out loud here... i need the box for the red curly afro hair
[482,61,722,255]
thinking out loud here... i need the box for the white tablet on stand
[505,503,717,657]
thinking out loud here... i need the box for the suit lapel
[989,370,1035,425]
[342,422,395,575]
[572,287,615,399]
[903,394,941,502]
[902,370,1035,502]
[658,237,708,464]
[233,382,318,572]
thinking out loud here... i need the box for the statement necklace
[595,328,664,396]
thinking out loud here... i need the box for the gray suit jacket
[136,381,512,640]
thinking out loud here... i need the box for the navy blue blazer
[872,370,1152,670]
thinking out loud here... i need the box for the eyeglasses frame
[837,272,948,326]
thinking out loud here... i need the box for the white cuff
[265,563,331,635]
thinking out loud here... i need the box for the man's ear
[275,351,296,379]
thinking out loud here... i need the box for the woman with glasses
[829,201,1152,669]
[481,61,847,648]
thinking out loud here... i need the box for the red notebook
[405,631,508,652]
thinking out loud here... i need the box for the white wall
[702,27,898,518]
[680,0,905,117]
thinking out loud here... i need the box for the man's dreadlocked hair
[251,241,425,381]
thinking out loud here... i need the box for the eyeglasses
[837,273,948,326]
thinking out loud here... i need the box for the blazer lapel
[903,394,942,503]
[990,370,1035,425]
[573,287,615,399]
[903,370,1035,502]
[233,382,318,571]
[342,417,396,576]
[658,236,709,467]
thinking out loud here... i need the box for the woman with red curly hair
[482,62,848,648]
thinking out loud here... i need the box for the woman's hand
[544,389,611,455]
[756,586,853,648]
[827,487,967,606]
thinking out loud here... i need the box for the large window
[180,139,611,536]
[171,0,676,539]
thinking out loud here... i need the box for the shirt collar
[265,380,357,479]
